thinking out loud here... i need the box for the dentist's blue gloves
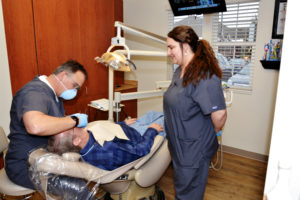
[70,113,88,128]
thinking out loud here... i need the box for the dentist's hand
[70,113,88,128]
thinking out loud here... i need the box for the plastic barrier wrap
[29,148,101,200]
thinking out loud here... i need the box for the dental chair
[0,126,35,200]
[28,120,171,200]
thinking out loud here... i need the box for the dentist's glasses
[66,73,81,90]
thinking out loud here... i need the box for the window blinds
[212,1,259,89]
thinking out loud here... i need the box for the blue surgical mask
[54,74,78,100]
[60,89,77,100]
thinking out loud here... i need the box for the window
[174,15,204,38]
[169,10,204,36]
[212,1,259,89]
[169,0,260,90]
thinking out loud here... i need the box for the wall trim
[222,145,268,163]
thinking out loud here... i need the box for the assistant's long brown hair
[168,26,222,87]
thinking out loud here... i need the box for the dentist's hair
[168,26,222,87]
[53,59,88,80]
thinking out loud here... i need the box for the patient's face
[47,129,80,154]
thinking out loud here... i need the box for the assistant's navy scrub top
[163,67,226,168]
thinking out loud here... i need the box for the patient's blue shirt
[79,121,158,170]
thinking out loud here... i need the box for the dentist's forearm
[23,111,76,136]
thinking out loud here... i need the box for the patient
[47,118,163,170]
[30,112,164,200]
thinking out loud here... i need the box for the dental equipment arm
[95,21,167,122]
[115,50,167,57]
[114,21,166,45]
[113,81,171,122]
[114,90,164,122]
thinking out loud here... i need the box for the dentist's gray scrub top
[5,76,65,189]
[163,67,226,168]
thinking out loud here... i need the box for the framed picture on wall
[272,0,287,39]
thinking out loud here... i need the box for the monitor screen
[169,0,227,16]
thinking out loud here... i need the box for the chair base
[105,182,165,200]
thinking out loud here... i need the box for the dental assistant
[5,60,88,189]
[163,26,227,200]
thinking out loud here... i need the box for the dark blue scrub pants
[173,159,210,200]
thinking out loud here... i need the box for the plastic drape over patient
[29,152,97,200]
[29,111,164,199]
[29,130,98,200]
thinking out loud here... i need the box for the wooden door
[32,0,119,115]
[2,0,130,119]
[2,0,38,94]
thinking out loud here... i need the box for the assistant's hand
[148,123,163,133]
[70,113,88,128]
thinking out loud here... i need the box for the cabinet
[115,80,138,120]
[2,0,136,120]
[0,153,3,169]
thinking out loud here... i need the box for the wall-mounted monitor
[169,0,227,16]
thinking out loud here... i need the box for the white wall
[0,1,13,135]
[221,0,279,155]
[123,0,279,156]
[264,0,300,198]
[123,0,170,116]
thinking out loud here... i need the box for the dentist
[5,59,88,190]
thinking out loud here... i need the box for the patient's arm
[124,118,137,125]
[148,123,163,133]
[124,125,159,157]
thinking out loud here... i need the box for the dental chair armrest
[135,139,171,187]
[134,135,164,169]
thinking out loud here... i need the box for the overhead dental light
[95,21,167,121]
[95,21,166,71]
[95,52,136,72]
